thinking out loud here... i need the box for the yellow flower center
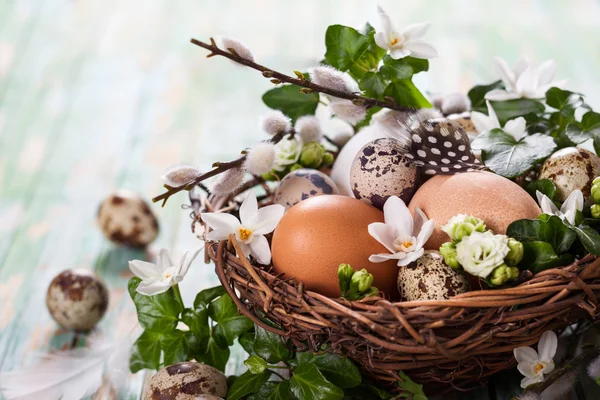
[393,236,417,252]
[534,362,544,374]
[238,227,253,241]
[391,37,399,45]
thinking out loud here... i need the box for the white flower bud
[161,164,203,187]
[308,65,359,93]
[329,99,367,125]
[588,355,600,379]
[456,231,510,278]
[295,115,322,143]
[260,110,292,136]
[244,142,276,175]
[218,37,254,62]
[211,167,245,195]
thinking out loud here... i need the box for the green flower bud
[592,204,600,219]
[488,264,519,286]
[338,264,354,294]
[593,183,600,204]
[439,242,460,269]
[322,152,335,167]
[289,163,303,172]
[299,142,325,169]
[442,214,486,242]
[351,269,374,293]
[505,238,524,266]
[593,177,600,186]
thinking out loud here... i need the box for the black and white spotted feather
[377,112,486,175]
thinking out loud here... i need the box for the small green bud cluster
[262,141,335,181]
[338,264,378,300]
[591,177,600,219]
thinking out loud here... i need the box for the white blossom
[161,164,203,187]
[374,5,437,60]
[536,190,583,225]
[201,192,284,264]
[260,110,292,136]
[129,248,202,295]
[244,142,276,175]
[368,196,435,266]
[471,100,527,141]
[295,115,322,143]
[273,135,303,171]
[308,65,358,93]
[514,331,558,388]
[329,99,367,125]
[218,37,254,62]
[211,167,245,195]
[456,231,509,278]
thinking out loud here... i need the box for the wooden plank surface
[2,1,600,399]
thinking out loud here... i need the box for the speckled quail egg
[448,112,478,140]
[97,190,159,247]
[46,269,109,331]
[397,251,469,301]
[145,362,227,400]
[539,147,600,206]
[350,138,418,209]
[274,168,338,209]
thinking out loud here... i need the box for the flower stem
[172,284,184,308]
[269,370,287,381]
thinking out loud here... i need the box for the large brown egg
[408,172,541,250]
[271,195,398,298]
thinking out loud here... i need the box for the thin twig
[190,37,414,112]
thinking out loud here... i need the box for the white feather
[0,331,136,400]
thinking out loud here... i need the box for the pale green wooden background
[1,0,600,399]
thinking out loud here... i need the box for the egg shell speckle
[146,362,227,400]
[408,172,541,250]
[447,112,477,134]
[397,251,469,301]
[274,168,338,209]
[539,147,600,206]
[46,269,109,331]
[350,138,418,209]
[97,190,159,247]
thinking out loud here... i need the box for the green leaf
[359,72,387,98]
[209,293,254,345]
[227,370,271,400]
[404,57,429,74]
[468,80,504,109]
[324,25,371,75]
[161,330,189,365]
[194,285,226,307]
[398,372,428,400]
[247,381,292,400]
[181,306,209,339]
[195,334,230,372]
[129,330,162,372]
[244,355,268,374]
[253,326,292,363]
[354,107,380,130]
[127,277,182,332]
[262,85,319,123]
[568,224,600,255]
[379,55,428,81]
[525,179,557,201]
[290,363,344,400]
[546,87,584,111]
[383,79,431,108]
[521,241,573,273]
[472,129,556,178]
[565,111,600,155]
[294,352,361,389]
[486,99,545,126]
[239,331,256,355]
[507,215,576,254]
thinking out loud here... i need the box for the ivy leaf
[473,129,556,178]
[127,277,182,332]
[161,330,189,366]
[253,326,292,364]
[290,363,344,400]
[209,293,254,345]
[244,355,268,374]
[379,55,428,81]
[239,331,256,355]
[294,352,361,389]
[468,80,504,109]
[525,179,557,201]
[398,372,428,400]
[194,334,230,372]
[521,241,574,273]
[507,215,576,254]
[181,305,209,339]
[546,87,584,111]
[383,80,431,108]
[487,99,545,126]
[324,25,371,76]
[262,85,319,123]
[194,285,226,307]
[565,111,600,155]
[247,381,292,400]
[227,370,271,400]
[359,72,387,98]
[129,330,162,372]
[567,224,600,255]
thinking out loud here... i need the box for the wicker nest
[198,195,600,393]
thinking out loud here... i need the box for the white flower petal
[248,235,271,265]
[206,228,233,241]
[494,57,517,89]
[396,249,423,266]
[389,47,412,59]
[383,196,413,237]
[240,192,259,226]
[136,279,171,296]
[157,249,174,272]
[561,189,584,215]
[514,346,540,365]
[513,56,531,77]
[515,66,539,98]
[412,207,429,235]
[402,22,430,40]
[504,117,527,141]
[368,222,397,253]
[252,204,285,235]
[536,191,560,216]
[484,89,521,101]
[369,252,406,263]
[517,362,536,378]
[129,260,159,280]
[470,111,495,133]
[404,40,437,59]
[201,212,240,232]
[485,100,501,128]
[374,32,391,51]
[376,5,397,43]
[536,59,556,86]
[521,375,541,389]
[538,331,558,363]
[177,247,203,277]
[415,219,435,248]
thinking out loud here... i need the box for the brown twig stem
[190,37,414,112]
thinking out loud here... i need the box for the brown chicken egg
[539,147,600,206]
[271,195,398,298]
[408,172,541,250]
[350,138,418,209]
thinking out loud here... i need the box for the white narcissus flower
[471,100,527,141]
[218,37,255,62]
[455,231,509,278]
[374,5,437,60]
[295,115,322,143]
[245,142,276,175]
[368,196,435,266]
[201,192,284,265]
[485,57,567,101]
[514,330,558,388]
[273,135,303,171]
[129,248,202,295]
[161,164,203,187]
[536,189,583,225]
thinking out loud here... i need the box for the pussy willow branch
[190,37,414,112]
